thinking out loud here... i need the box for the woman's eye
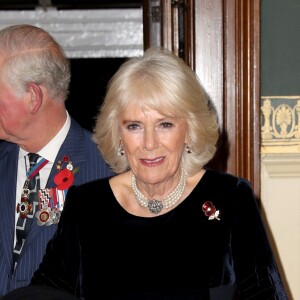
[161,122,173,128]
[127,123,140,130]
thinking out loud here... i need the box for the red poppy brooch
[35,155,79,226]
[202,201,220,221]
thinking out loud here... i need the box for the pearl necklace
[131,168,187,214]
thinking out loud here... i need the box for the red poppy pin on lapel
[54,155,79,190]
[202,201,220,220]
[35,155,79,226]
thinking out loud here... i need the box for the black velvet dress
[31,169,287,299]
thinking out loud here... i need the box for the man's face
[0,75,28,143]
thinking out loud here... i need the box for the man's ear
[27,83,43,114]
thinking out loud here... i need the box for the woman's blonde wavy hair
[93,47,219,176]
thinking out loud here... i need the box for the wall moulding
[261,153,300,178]
[261,96,300,154]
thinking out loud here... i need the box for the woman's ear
[26,83,43,114]
[184,134,190,145]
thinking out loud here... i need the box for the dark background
[66,58,127,132]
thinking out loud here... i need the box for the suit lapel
[23,119,88,248]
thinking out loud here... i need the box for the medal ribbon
[26,157,49,180]
[17,156,49,218]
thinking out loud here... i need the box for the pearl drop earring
[185,144,192,154]
[117,139,125,156]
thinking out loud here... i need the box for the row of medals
[16,157,73,226]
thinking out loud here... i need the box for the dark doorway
[66,57,127,131]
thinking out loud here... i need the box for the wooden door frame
[143,0,260,197]
[224,0,261,197]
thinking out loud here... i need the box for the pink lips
[140,156,164,167]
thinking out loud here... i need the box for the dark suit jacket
[0,117,113,296]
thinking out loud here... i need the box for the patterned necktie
[13,153,41,266]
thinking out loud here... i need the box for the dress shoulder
[64,177,115,213]
[201,168,255,200]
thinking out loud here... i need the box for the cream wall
[261,154,300,300]
[261,97,300,300]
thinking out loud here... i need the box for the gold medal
[39,210,50,223]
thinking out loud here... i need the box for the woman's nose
[143,128,159,151]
